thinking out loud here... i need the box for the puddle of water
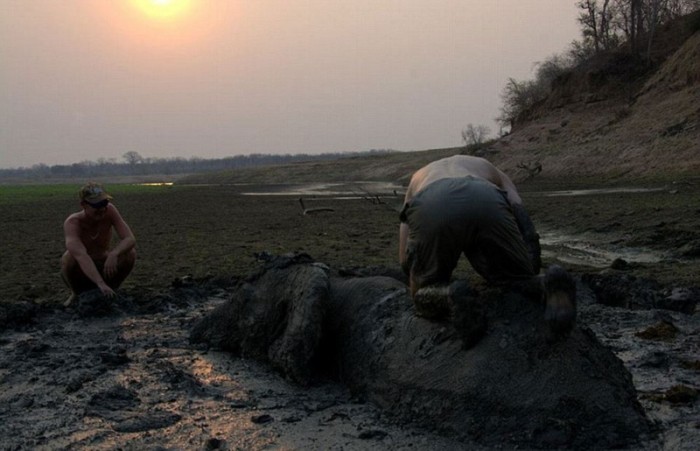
[538,187,666,197]
[540,231,669,268]
[202,182,666,199]
[138,182,174,187]
[240,181,405,197]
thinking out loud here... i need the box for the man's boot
[543,265,576,334]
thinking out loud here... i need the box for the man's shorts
[400,176,534,287]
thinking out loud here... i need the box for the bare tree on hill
[461,124,491,147]
[577,0,700,59]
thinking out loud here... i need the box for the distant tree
[630,0,644,52]
[641,0,700,59]
[31,163,50,178]
[123,151,143,166]
[497,78,544,128]
[577,0,619,52]
[496,50,576,129]
[461,124,491,147]
[577,0,699,59]
[567,38,597,65]
[533,54,573,86]
[70,163,87,177]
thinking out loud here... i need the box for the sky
[0,0,581,169]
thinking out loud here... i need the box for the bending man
[61,182,137,306]
[399,155,574,333]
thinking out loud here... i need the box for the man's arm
[399,222,410,275]
[64,219,114,295]
[108,205,136,256]
[103,205,136,278]
[492,167,523,206]
[510,203,542,273]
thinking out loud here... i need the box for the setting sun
[130,0,192,21]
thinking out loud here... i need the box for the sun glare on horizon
[130,0,193,21]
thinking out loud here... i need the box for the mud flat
[0,285,468,450]
[1,256,698,449]
[1,178,699,449]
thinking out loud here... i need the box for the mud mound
[328,276,651,449]
[191,254,653,449]
[0,301,39,330]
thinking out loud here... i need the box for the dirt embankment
[490,15,700,180]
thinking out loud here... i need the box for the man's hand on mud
[98,283,116,298]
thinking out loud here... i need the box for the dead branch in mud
[359,190,385,205]
[352,187,404,214]
[346,186,387,205]
[298,198,335,215]
[517,160,543,180]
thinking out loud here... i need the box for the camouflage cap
[79,182,113,203]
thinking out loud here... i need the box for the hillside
[491,22,700,180]
[182,17,700,186]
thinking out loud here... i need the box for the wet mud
[0,282,466,450]
[189,254,697,449]
[1,179,699,449]
[1,256,699,449]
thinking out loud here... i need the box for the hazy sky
[0,0,581,169]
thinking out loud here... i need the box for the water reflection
[540,230,670,268]
[237,183,666,198]
[539,187,665,197]
[239,181,404,197]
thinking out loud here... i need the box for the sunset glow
[130,0,192,21]
[1,0,582,169]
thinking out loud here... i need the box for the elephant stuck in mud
[190,253,652,449]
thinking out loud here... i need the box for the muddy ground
[1,177,699,449]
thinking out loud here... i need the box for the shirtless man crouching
[61,182,136,307]
[399,155,575,334]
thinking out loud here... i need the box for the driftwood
[298,198,334,215]
[190,254,652,449]
[361,193,384,205]
[353,186,386,205]
[517,160,543,179]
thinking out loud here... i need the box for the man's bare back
[398,155,575,335]
[404,155,522,206]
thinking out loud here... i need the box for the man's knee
[119,248,137,268]
[60,252,85,284]
[61,250,76,271]
[60,252,93,293]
